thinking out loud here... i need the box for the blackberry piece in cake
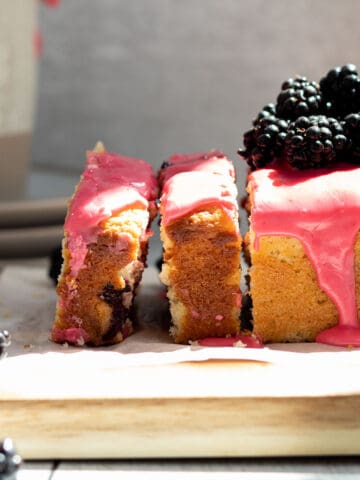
[52,143,158,346]
[159,151,242,343]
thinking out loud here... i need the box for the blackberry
[99,283,132,343]
[0,438,22,479]
[100,283,131,305]
[284,115,348,169]
[320,64,360,117]
[276,77,322,120]
[344,112,360,163]
[239,110,289,169]
[0,330,10,359]
[253,103,276,124]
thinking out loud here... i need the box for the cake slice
[239,64,360,347]
[244,165,360,344]
[159,151,242,343]
[51,143,157,346]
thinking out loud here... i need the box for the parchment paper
[1,265,360,399]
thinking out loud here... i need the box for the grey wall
[33,0,360,187]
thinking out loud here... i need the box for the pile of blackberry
[239,64,360,170]
[284,115,347,169]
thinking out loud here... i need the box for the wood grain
[2,358,360,459]
[3,395,360,459]
[2,266,360,460]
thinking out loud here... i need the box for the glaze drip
[65,147,157,277]
[249,165,360,347]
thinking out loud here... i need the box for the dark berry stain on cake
[100,283,131,342]
[239,64,360,171]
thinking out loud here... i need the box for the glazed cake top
[249,164,360,216]
[159,151,235,185]
[65,146,157,277]
[248,164,360,347]
[160,151,238,227]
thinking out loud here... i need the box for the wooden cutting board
[1,266,360,459]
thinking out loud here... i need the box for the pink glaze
[51,327,90,345]
[161,171,238,227]
[166,151,226,166]
[160,151,235,185]
[160,151,239,226]
[197,335,263,348]
[249,164,360,347]
[65,149,157,277]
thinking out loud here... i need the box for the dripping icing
[249,165,360,347]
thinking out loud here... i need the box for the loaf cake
[159,151,242,343]
[240,64,360,347]
[52,143,157,346]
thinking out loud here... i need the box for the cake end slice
[52,143,157,346]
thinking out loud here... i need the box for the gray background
[33,0,360,188]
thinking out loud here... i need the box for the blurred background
[2,0,360,257]
[33,0,360,183]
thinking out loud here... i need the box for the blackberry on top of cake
[239,64,360,171]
